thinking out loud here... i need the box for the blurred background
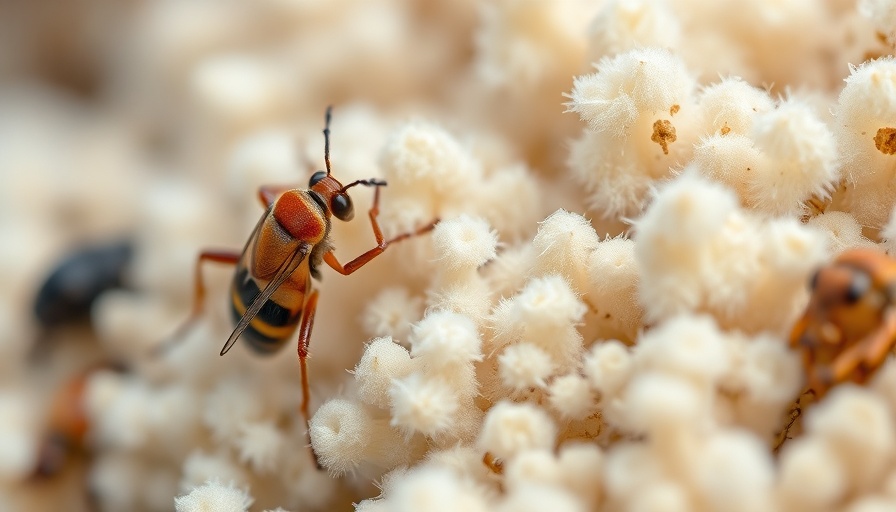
[0,0,884,510]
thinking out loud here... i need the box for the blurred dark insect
[33,240,133,328]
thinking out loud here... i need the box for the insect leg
[296,289,321,467]
[815,338,869,394]
[324,186,438,275]
[154,250,241,355]
[857,309,896,379]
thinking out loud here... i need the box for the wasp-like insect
[170,107,436,462]
[790,248,896,397]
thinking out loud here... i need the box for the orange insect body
[228,183,333,354]
[790,248,896,397]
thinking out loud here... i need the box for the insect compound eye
[844,271,871,305]
[309,171,327,188]
[331,193,354,221]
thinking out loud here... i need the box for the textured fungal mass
[875,127,896,155]
[651,119,677,154]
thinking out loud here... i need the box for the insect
[33,240,133,328]
[789,248,896,398]
[169,107,436,464]
[32,363,127,478]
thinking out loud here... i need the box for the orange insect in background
[168,106,436,463]
[790,248,896,398]
[32,363,127,479]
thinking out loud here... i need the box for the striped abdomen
[230,267,303,354]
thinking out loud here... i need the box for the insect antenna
[341,178,387,193]
[324,105,333,175]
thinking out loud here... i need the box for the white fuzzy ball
[691,431,774,512]
[697,77,774,136]
[567,129,659,219]
[548,373,597,420]
[557,443,604,506]
[808,211,876,254]
[777,438,847,510]
[532,210,600,292]
[175,479,254,512]
[587,236,642,339]
[806,385,895,484]
[635,315,731,387]
[566,47,695,136]
[389,374,459,437]
[504,449,562,489]
[498,343,556,392]
[740,335,804,405]
[690,132,763,201]
[622,373,704,433]
[637,171,737,250]
[431,215,498,270]
[583,340,633,398]
[354,337,413,409]
[761,218,829,278]
[748,98,839,215]
[509,275,588,335]
[602,443,665,503]
[834,58,896,216]
[379,120,480,212]
[308,399,376,474]
[477,402,557,460]
[409,311,483,366]
[387,466,489,512]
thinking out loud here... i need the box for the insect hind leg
[152,250,241,356]
[296,289,323,468]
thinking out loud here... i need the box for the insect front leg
[295,289,321,467]
[848,309,896,384]
[155,250,241,355]
[323,186,438,275]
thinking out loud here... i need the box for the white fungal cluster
[4,1,896,511]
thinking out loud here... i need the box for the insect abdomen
[230,268,302,354]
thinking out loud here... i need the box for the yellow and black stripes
[230,268,302,354]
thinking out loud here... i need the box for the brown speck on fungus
[651,119,677,155]
[874,127,896,155]
[670,104,680,116]
[720,124,731,136]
